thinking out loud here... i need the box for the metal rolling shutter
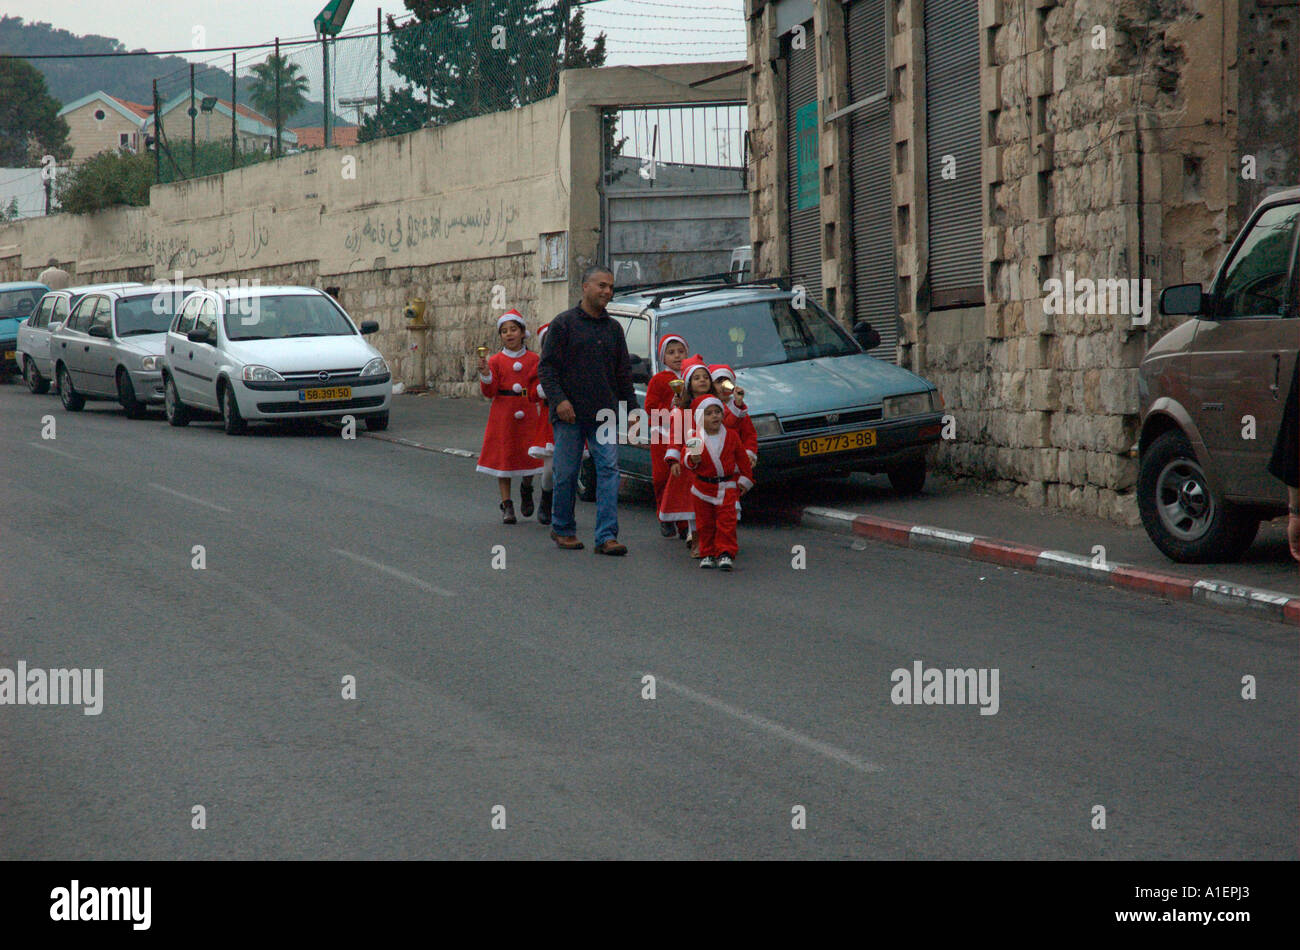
[924,0,983,308]
[785,21,822,305]
[846,0,898,360]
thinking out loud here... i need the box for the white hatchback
[160,286,391,434]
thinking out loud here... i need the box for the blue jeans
[551,418,620,544]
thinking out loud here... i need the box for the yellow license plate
[797,429,877,456]
[3,350,14,361]
[299,386,352,402]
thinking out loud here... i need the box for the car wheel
[577,455,597,503]
[887,456,927,495]
[57,365,84,411]
[24,358,50,395]
[1137,429,1259,563]
[220,383,248,435]
[117,369,146,418]
[164,374,190,427]
[364,411,389,432]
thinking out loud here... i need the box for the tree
[0,196,19,221]
[54,150,153,213]
[356,85,428,143]
[385,0,606,128]
[0,57,69,165]
[246,53,310,145]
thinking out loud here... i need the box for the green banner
[795,101,819,211]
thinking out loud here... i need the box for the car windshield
[116,293,184,336]
[224,294,355,340]
[658,297,860,369]
[0,289,40,319]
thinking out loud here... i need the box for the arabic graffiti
[140,209,271,271]
[343,199,520,255]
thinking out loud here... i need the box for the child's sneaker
[500,500,516,524]
[717,555,733,571]
[699,556,717,569]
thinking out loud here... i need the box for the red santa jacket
[644,369,681,444]
[722,399,759,463]
[683,426,755,505]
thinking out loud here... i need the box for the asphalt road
[1,384,1296,859]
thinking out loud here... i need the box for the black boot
[500,500,516,524]
[537,489,553,525]
[520,482,535,518]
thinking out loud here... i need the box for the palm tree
[247,54,310,151]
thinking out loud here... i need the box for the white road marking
[27,442,82,460]
[654,675,884,775]
[331,548,455,598]
[147,482,233,513]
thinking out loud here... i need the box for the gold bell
[476,345,489,358]
[669,378,686,397]
[718,378,735,396]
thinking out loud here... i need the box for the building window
[93,109,106,121]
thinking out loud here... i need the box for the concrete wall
[0,62,745,396]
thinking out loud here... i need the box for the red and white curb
[800,506,1300,627]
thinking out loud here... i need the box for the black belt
[697,474,730,484]
[497,389,525,396]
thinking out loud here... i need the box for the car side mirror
[88,324,111,339]
[1159,283,1203,317]
[187,328,212,343]
[853,321,882,351]
[359,320,379,335]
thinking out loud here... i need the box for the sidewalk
[371,393,1299,624]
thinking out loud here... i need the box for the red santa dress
[477,346,545,477]
[646,332,688,513]
[528,323,555,460]
[683,397,755,559]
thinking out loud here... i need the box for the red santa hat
[692,395,725,427]
[708,364,736,384]
[680,357,711,391]
[536,321,551,343]
[656,332,688,363]
[496,310,529,338]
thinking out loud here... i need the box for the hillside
[0,15,354,129]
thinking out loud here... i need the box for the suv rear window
[658,298,860,369]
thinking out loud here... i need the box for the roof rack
[614,272,738,295]
[647,275,792,308]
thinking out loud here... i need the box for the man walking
[539,265,639,555]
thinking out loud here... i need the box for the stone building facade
[746,0,1299,522]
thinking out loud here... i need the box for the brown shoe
[594,539,628,556]
[550,530,584,550]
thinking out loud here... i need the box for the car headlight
[882,391,934,420]
[140,355,162,371]
[242,364,284,382]
[749,413,782,438]
[360,357,389,377]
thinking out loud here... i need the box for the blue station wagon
[579,276,945,498]
[0,281,50,375]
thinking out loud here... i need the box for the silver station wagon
[52,286,185,416]
[17,283,144,393]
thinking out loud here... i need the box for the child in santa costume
[645,333,689,537]
[527,322,556,525]
[659,357,715,555]
[477,310,544,523]
[683,395,755,571]
[709,364,758,467]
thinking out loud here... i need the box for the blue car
[586,276,945,498]
[0,282,50,377]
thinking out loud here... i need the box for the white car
[51,286,185,416]
[17,283,143,393]
[160,286,391,434]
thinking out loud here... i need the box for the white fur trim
[501,345,527,357]
[536,383,545,398]
[512,360,523,372]
[527,443,555,458]
[664,448,681,463]
[738,475,754,491]
[694,397,724,426]
[512,382,523,393]
[479,372,493,383]
[746,450,758,463]
[497,314,529,337]
[513,409,526,420]
[476,464,545,477]
[658,509,695,522]
[709,366,735,382]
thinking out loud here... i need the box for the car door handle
[1270,352,1281,396]
[83,346,90,352]
[188,353,193,359]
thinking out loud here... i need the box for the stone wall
[745,0,1296,523]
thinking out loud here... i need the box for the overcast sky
[4,0,747,71]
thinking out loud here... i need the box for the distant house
[289,126,359,149]
[57,92,153,159]
[149,95,296,153]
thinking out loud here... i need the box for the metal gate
[924,0,984,308]
[846,0,898,360]
[785,21,822,305]
[600,103,749,285]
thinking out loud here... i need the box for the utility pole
[322,35,330,148]
[376,6,383,134]
[274,38,282,158]
[152,79,161,184]
[189,63,196,176]
[231,53,238,168]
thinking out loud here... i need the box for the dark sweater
[538,304,639,426]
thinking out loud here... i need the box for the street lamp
[314,0,355,149]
